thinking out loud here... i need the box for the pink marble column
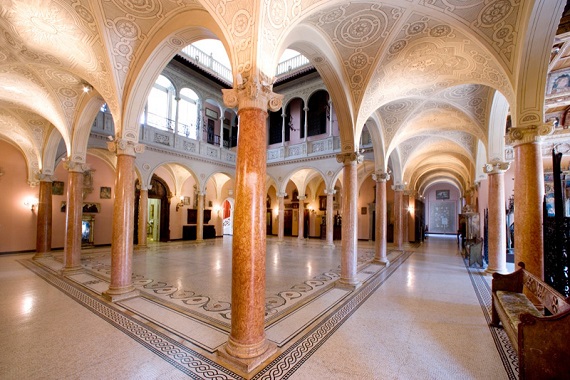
[336,152,361,288]
[277,192,285,242]
[297,195,306,240]
[403,192,410,244]
[103,139,143,301]
[137,187,148,248]
[393,185,405,249]
[324,189,335,248]
[34,177,53,259]
[373,172,390,264]
[484,162,510,274]
[218,77,282,371]
[62,163,85,273]
[197,192,205,242]
[514,140,544,278]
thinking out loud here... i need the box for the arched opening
[134,175,171,243]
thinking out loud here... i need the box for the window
[178,88,199,138]
[147,75,175,131]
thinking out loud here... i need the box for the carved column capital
[36,172,54,182]
[506,124,554,146]
[336,152,363,165]
[324,189,336,195]
[372,171,390,182]
[64,159,90,173]
[297,195,306,201]
[483,161,511,175]
[392,184,406,192]
[107,138,145,157]
[222,71,283,111]
[277,192,287,198]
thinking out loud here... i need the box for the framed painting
[100,186,111,199]
[52,181,64,195]
[435,190,450,200]
[547,68,570,96]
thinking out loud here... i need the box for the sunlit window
[147,75,175,131]
[178,88,199,138]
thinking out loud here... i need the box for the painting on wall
[435,189,450,200]
[100,186,111,199]
[52,181,64,195]
[547,69,570,96]
[429,201,456,234]
[60,201,101,213]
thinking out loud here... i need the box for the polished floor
[0,236,514,379]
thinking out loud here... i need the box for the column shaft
[35,180,53,258]
[197,193,205,242]
[137,189,148,248]
[277,194,285,241]
[339,157,359,287]
[325,191,334,247]
[105,154,137,298]
[393,190,404,248]
[374,179,389,264]
[63,171,83,272]
[514,142,544,278]
[487,171,507,273]
[297,195,305,240]
[226,107,270,358]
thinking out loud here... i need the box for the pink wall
[357,176,375,240]
[0,140,38,252]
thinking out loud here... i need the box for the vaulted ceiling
[0,0,565,194]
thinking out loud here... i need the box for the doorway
[148,199,160,241]
[134,175,171,243]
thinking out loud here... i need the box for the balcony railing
[180,45,233,83]
[276,54,311,76]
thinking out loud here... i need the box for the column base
[134,244,147,250]
[485,266,507,275]
[102,286,139,302]
[336,278,362,290]
[217,339,277,373]
[323,243,335,249]
[372,258,390,266]
[60,266,84,275]
[33,251,52,260]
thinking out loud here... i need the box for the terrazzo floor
[0,235,512,379]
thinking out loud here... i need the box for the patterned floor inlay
[465,263,518,379]
[20,248,412,379]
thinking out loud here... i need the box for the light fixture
[82,83,93,93]
[213,204,221,215]
[24,197,39,212]
[176,196,184,212]
[273,206,279,215]
[408,205,415,214]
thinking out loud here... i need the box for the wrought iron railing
[276,54,311,76]
[180,45,233,82]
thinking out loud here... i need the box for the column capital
[277,192,287,198]
[372,171,390,182]
[484,161,511,175]
[336,152,363,165]
[324,188,336,195]
[36,172,54,182]
[297,195,306,201]
[392,184,406,192]
[107,138,145,157]
[222,70,283,111]
[64,159,90,173]
[506,124,554,146]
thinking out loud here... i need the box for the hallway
[0,236,513,379]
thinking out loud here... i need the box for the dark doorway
[284,209,293,236]
[134,175,171,243]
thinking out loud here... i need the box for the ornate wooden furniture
[491,262,570,379]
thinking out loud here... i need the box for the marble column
[328,100,333,137]
[103,139,144,301]
[508,125,552,279]
[281,112,286,146]
[403,192,410,244]
[373,172,390,265]
[62,162,86,274]
[137,187,149,249]
[484,161,510,274]
[297,195,306,240]
[277,192,285,242]
[324,189,335,248]
[303,106,308,142]
[34,176,53,259]
[197,192,205,242]
[220,116,225,149]
[336,152,362,288]
[218,73,283,371]
[393,185,405,249]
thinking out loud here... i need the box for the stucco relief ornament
[222,71,283,111]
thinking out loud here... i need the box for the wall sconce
[24,197,39,212]
[82,83,93,93]
[273,206,279,216]
[213,204,221,215]
[407,205,415,214]
[176,196,184,212]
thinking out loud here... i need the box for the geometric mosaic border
[19,250,412,379]
[464,262,518,380]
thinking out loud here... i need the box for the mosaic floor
[2,236,513,379]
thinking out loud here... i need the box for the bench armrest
[492,262,525,294]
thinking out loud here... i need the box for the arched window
[307,90,328,137]
[147,75,175,131]
[178,88,199,138]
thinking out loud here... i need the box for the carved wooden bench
[491,262,570,379]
